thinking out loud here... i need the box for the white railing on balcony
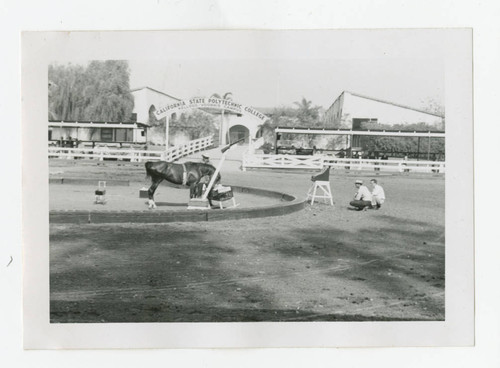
[48,135,214,162]
[242,152,445,174]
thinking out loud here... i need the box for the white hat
[355,179,363,184]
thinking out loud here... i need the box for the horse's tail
[145,161,155,179]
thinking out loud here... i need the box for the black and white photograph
[47,50,447,323]
[22,29,474,349]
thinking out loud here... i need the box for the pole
[202,138,245,200]
[221,110,226,145]
[274,131,278,154]
[417,136,421,161]
[165,115,170,150]
[202,155,226,200]
[427,136,431,160]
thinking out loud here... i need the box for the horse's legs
[147,176,163,209]
[189,183,196,198]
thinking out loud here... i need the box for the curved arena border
[50,185,307,224]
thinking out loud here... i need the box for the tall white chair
[307,167,333,206]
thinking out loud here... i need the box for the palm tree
[293,97,320,124]
[210,92,233,100]
[210,92,233,144]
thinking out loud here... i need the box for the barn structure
[324,91,444,127]
[48,120,149,147]
[323,91,444,149]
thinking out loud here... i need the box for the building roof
[49,120,150,128]
[346,91,445,118]
[276,126,445,137]
[333,91,444,118]
[130,86,181,101]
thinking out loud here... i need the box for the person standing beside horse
[349,179,373,211]
[201,154,211,165]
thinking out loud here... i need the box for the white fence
[48,135,214,162]
[242,152,445,174]
[242,153,324,170]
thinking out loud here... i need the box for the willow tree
[48,60,134,122]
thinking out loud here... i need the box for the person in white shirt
[349,179,373,211]
[370,178,386,209]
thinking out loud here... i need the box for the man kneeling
[349,179,372,211]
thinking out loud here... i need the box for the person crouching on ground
[370,178,385,209]
[349,179,373,211]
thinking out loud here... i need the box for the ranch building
[323,91,445,149]
[48,120,149,148]
[48,86,272,148]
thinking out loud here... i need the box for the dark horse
[145,161,221,209]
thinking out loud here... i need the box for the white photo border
[22,29,473,349]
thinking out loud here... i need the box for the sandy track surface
[50,159,444,322]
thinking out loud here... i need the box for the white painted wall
[324,91,444,129]
[131,88,269,146]
[131,88,180,124]
[343,92,443,127]
[226,113,261,142]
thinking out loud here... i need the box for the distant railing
[323,157,445,173]
[48,135,214,162]
[242,152,445,174]
[242,153,324,170]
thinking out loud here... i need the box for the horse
[144,161,221,209]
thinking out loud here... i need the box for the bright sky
[129,57,444,111]
[123,29,453,111]
[53,30,448,111]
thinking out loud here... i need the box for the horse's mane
[185,161,216,173]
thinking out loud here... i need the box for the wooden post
[274,131,278,154]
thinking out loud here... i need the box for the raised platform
[49,184,306,224]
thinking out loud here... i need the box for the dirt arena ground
[49,159,445,322]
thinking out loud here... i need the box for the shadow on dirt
[267,217,444,317]
[50,211,445,323]
[50,300,427,323]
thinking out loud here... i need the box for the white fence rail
[48,135,214,162]
[242,153,324,170]
[242,153,445,174]
[323,157,445,173]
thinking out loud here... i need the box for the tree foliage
[48,61,134,121]
[293,97,321,126]
[210,92,233,100]
[358,121,445,158]
[170,110,217,140]
[260,98,325,148]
